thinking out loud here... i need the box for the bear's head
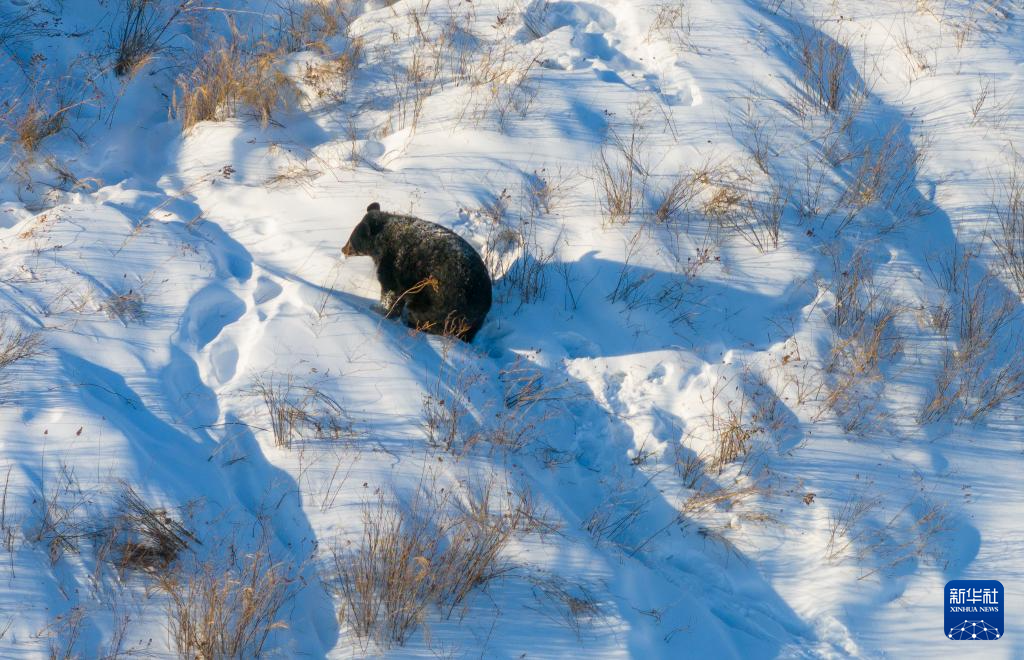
[343,203,386,257]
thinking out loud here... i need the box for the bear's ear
[367,202,381,212]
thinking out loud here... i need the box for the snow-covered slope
[0,0,1022,657]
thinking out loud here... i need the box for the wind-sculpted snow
[0,0,1022,657]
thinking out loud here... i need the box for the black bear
[343,203,492,342]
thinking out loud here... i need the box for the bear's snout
[342,241,354,257]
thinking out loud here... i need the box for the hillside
[0,0,1022,657]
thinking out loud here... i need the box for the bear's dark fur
[343,202,492,342]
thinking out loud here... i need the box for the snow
[0,0,1022,657]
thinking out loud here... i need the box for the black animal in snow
[342,202,492,342]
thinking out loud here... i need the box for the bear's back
[375,212,491,306]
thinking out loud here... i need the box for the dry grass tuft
[475,187,559,308]
[693,375,766,475]
[13,102,69,153]
[920,249,1024,423]
[277,0,354,53]
[103,483,197,573]
[825,491,880,563]
[835,126,929,235]
[301,41,363,102]
[795,25,850,113]
[645,2,698,53]
[101,288,145,324]
[28,463,90,566]
[331,480,541,649]
[2,60,99,154]
[159,544,293,659]
[681,483,763,520]
[422,359,481,453]
[815,249,904,434]
[990,159,1024,298]
[0,320,42,374]
[332,494,440,648]
[527,574,602,639]
[824,487,951,579]
[250,372,354,449]
[42,606,87,660]
[112,0,199,77]
[594,109,649,225]
[653,168,705,224]
[174,28,301,132]
[6,91,92,153]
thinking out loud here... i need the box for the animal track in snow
[179,284,247,351]
[254,275,284,305]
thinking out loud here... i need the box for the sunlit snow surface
[0,0,1022,657]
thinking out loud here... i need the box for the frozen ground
[0,0,1022,657]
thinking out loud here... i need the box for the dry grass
[441,357,572,454]
[28,462,90,566]
[816,249,904,434]
[473,48,539,131]
[835,126,929,235]
[645,2,698,53]
[0,320,42,374]
[102,483,197,573]
[695,376,765,475]
[6,91,92,153]
[421,353,486,453]
[365,3,538,134]
[680,483,763,520]
[332,493,441,648]
[709,406,762,474]
[1,465,13,553]
[584,476,650,548]
[920,249,1024,423]
[250,372,354,449]
[594,107,649,225]
[737,104,779,177]
[526,166,575,217]
[331,481,540,649]
[101,288,145,324]
[770,336,826,409]
[1,60,99,154]
[277,0,353,53]
[434,485,538,616]
[825,492,880,562]
[855,497,950,580]
[824,486,951,579]
[500,356,570,410]
[476,187,558,308]
[526,574,602,639]
[726,177,791,253]
[606,228,655,309]
[654,156,789,252]
[112,0,199,77]
[380,37,441,134]
[174,28,301,132]
[41,606,86,660]
[990,160,1024,298]
[455,21,540,131]
[795,25,850,113]
[652,167,705,224]
[301,42,363,103]
[640,443,768,556]
[499,218,557,308]
[159,543,293,659]
[12,102,69,153]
